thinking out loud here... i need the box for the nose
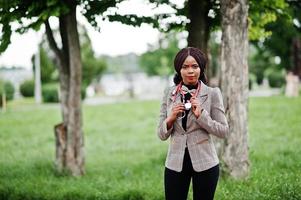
[187,67,194,73]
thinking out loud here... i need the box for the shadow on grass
[0,152,167,200]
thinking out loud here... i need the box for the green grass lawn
[0,96,300,200]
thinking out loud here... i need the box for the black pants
[164,148,219,200]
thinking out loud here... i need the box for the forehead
[183,55,198,65]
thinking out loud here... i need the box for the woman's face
[180,55,201,85]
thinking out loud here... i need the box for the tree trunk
[187,0,211,82]
[45,3,84,176]
[34,44,42,104]
[187,0,210,53]
[219,0,249,178]
[1,91,6,112]
[64,4,85,176]
[58,15,71,126]
[53,18,71,174]
[292,37,301,79]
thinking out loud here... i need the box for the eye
[182,65,188,69]
[192,65,199,69]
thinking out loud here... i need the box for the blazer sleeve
[157,87,173,141]
[195,87,229,138]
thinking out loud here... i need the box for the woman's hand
[166,103,185,129]
[190,97,202,119]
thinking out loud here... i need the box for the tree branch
[45,19,63,63]
[59,16,70,68]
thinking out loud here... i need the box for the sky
[0,21,160,70]
[0,0,182,70]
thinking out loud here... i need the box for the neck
[182,81,199,90]
[183,81,199,86]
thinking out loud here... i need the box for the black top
[181,83,198,131]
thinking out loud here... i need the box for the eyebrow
[182,63,199,66]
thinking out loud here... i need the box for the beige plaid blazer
[157,81,229,172]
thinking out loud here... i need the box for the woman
[157,47,229,200]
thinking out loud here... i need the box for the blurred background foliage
[1,0,300,99]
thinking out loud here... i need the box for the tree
[32,45,57,84]
[0,0,158,176]
[79,25,107,88]
[249,45,276,85]
[220,0,249,178]
[149,0,218,82]
[186,0,215,54]
[139,33,180,77]
[152,0,288,64]
[260,0,301,78]
[0,0,84,176]
[34,24,107,87]
[0,80,14,108]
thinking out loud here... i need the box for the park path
[83,88,282,106]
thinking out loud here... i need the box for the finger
[173,103,183,108]
[173,106,185,113]
[190,99,197,104]
[191,102,200,107]
[175,105,185,110]
[190,96,196,101]
[176,106,185,111]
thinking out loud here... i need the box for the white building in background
[99,72,173,100]
[0,68,33,98]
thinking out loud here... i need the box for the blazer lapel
[167,81,210,132]
[198,81,209,105]
[168,81,209,102]
[187,81,209,123]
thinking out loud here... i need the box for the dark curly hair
[173,47,207,85]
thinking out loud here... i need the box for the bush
[0,81,14,106]
[3,81,14,100]
[42,83,86,103]
[81,87,86,100]
[266,69,285,88]
[249,73,257,90]
[42,84,59,103]
[20,80,34,97]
